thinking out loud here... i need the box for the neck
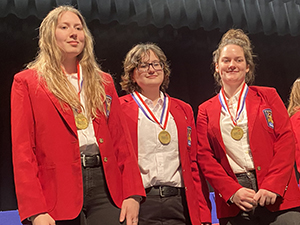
[140,88,161,105]
[61,58,78,75]
[223,82,245,99]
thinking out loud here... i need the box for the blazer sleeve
[11,72,48,222]
[103,74,145,200]
[196,102,242,202]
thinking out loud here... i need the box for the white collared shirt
[66,73,99,155]
[220,88,255,174]
[137,92,183,188]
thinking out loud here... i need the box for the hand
[119,197,140,225]
[32,213,55,225]
[201,223,212,225]
[253,189,277,206]
[232,187,257,212]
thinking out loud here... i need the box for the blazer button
[257,166,261,171]
[219,193,222,197]
[103,157,108,162]
[99,138,104,143]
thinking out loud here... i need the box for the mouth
[68,41,79,46]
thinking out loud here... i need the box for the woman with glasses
[11,6,145,225]
[196,29,300,225]
[119,43,211,225]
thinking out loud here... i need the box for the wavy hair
[288,78,300,117]
[27,5,106,118]
[212,29,256,86]
[120,43,170,93]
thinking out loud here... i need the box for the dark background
[1,12,300,210]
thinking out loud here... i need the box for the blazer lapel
[246,87,261,141]
[122,95,139,156]
[40,83,78,136]
[169,99,186,156]
[208,96,227,152]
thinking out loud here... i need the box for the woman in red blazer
[196,29,300,225]
[11,6,145,225]
[288,78,300,182]
[119,43,211,225]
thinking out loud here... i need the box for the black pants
[56,165,121,225]
[219,171,300,225]
[139,187,191,225]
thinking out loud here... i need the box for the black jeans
[139,187,191,225]
[219,171,300,225]
[80,165,121,225]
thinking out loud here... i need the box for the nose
[69,28,78,39]
[228,60,236,70]
[148,63,156,72]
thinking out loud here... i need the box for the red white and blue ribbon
[218,83,248,126]
[131,91,170,130]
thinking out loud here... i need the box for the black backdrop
[1,13,300,210]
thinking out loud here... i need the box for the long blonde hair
[28,5,106,118]
[288,78,300,117]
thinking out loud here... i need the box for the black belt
[235,170,256,178]
[145,186,183,198]
[81,154,102,168]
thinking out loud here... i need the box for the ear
[215,63,219,73]
[246,64,250,73]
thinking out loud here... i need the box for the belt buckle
[159,186,166,197]
[81,154,86,167]
[96,155,100,166]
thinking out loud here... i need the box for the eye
[76,26,83,31]
[139,63,148,69]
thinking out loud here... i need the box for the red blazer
[119,94,212,224]
[290,110,300,178]
[11,69,145,223]
[197,86,300,219]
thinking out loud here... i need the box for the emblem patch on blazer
[187,126,192,147]
[105,95,112,118]
[263,109,274,129]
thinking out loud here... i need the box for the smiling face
[132,50,165,94]
[216,44,249,89]
[55,11,85,60]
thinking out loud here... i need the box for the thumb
[119,206,126,222]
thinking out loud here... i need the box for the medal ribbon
[131,91,170,130]
[218,83,248,126]
[62,62,83,113]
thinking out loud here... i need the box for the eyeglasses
[137,61,164,72]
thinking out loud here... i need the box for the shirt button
[103,157,108,162]
[257,166,261,171]
[99,138,104,143]
[219,193,222,197]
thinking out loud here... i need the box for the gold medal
[75,113,88,130]
[158,130,171,145]
[231,126,244,141]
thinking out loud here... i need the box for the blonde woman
[196,29,300,225]
[288,78,300,182]
[11,5,144,225]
